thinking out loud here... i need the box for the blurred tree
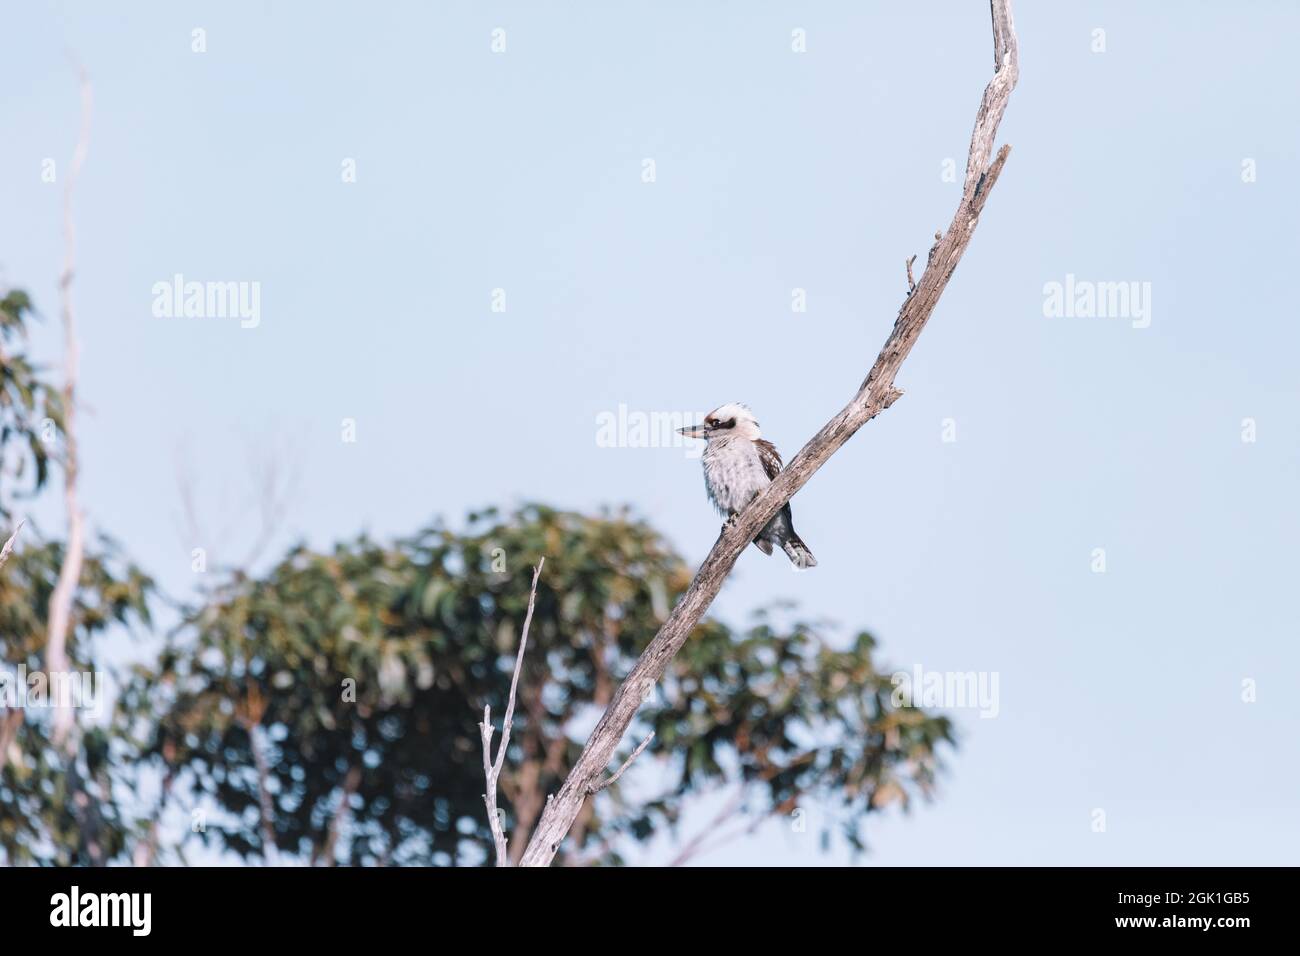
[0,288,65,515]
[129,504,954,866]
[0,539,153,864]
[0,285,154,865]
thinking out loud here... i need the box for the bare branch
[480,558,545,866]
[478,707,507,865]
[46,65,93,752]
[497,559,542,772]
[665,788,746,868]
[586,731,654,795]
[905,255,918,293]
[517,0,1019,867]
[668,795,790,866]
[236,435,303,570]
[172,434,303,573]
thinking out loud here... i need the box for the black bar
[0,866,1276,941]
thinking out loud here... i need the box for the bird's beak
[678,423,709,440]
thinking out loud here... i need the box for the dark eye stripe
[722,418,736,428]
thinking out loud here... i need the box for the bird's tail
[782,533,817,569]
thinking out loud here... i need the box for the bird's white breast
[701,437,770,514]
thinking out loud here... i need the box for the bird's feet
[721,513,740,535]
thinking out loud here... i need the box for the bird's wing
[755,439,783,482]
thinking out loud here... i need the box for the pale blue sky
[3,1,1298,865]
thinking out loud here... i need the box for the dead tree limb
[46,65,93,751]
[480,558,544,866]
[517,0,1019,867]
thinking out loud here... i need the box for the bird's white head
[678,402,761,442]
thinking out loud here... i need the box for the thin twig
[586,731,654,794]
[665,787,746,867]
[669,799,787,865]
[667,763,813,865]
[905,255,917,292]
[480,558,545,866]
[517,0,1019,867]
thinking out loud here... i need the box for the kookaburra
[678,403,817,569]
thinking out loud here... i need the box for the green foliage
[0,525,154,867]
[654,619,952,853]
[0,285,154,866]
[131,505,955,865]
[0,288,65,515]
